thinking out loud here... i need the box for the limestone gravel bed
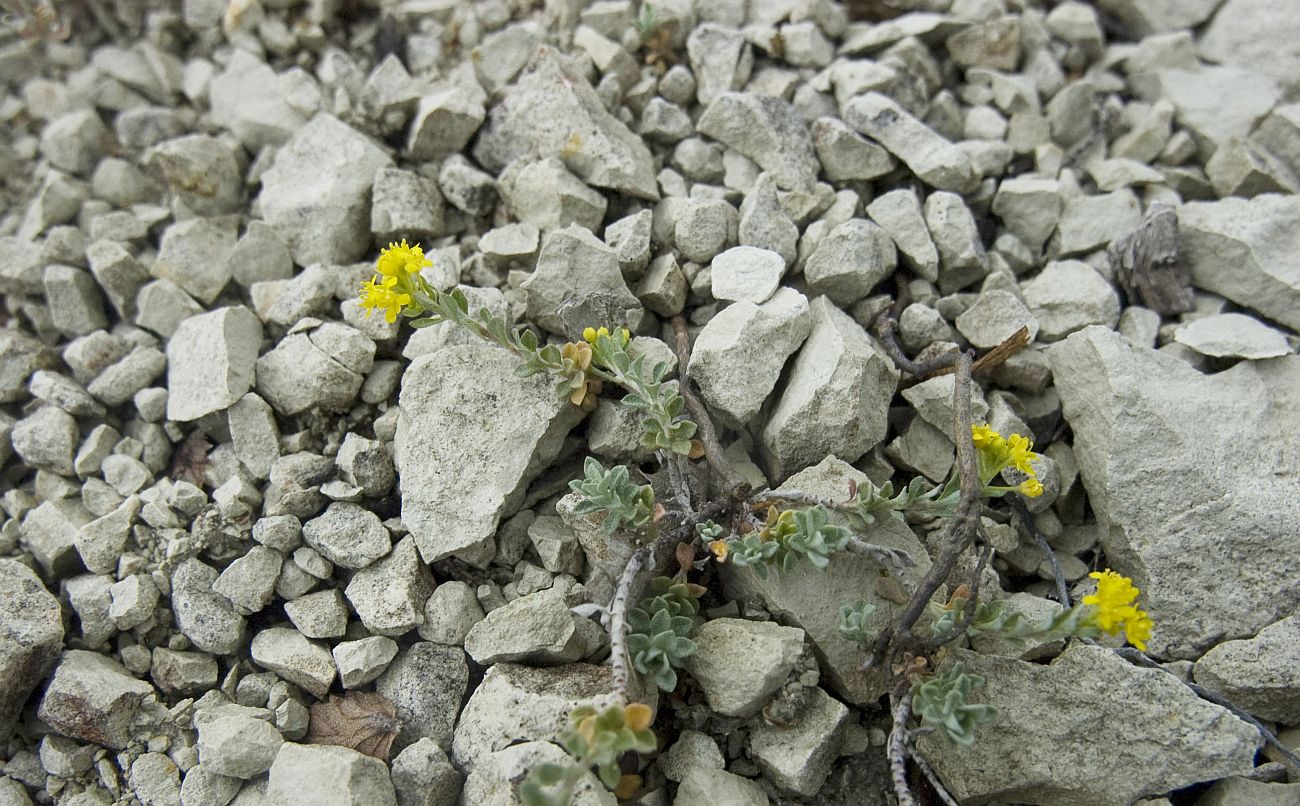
[0,0,1299,804]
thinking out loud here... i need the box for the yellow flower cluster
[359,240,431,323]
[1083,570,1154,651]
[583,326,631,348]
[971,424,1043,497]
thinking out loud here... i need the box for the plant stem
[608,546,651,702]
[889,692,917,806]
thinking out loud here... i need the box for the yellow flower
[623,702,653,732]
[708,540,729,562]
[971,424,1041,487]
[971,424,1003,451]
[1018,478,1043,498]
[1005,433,1039,475]
[358,274,411,323]
[1124,609,1154,652]
[582,326,631,348]
[375,239,431,279]
[1084,570,1154,651]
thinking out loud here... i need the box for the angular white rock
[688,287,811,430]
[1173,313,1291,359]
[397,343,583,565]
[166,306,262,422]
[760,299,900,481]
[1050,327,1300,657]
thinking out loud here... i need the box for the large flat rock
[1178,195,1300,331]
[917,645,1261,805]
[1050,326,1300,658]
[396,343,584,566]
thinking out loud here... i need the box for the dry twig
[1008,496,1070,607]
[670,315,749,500]
[868,352,981,667]
[888,692,917,806]
[607,546,652,701]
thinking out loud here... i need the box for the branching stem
[868,352,981,668]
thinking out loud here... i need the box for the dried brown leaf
[305,692,402,763]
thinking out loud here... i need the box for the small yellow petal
[623,702,653,732]
[708,540,729,561]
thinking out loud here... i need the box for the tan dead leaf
[874,575,910,605]
[305,692,402,763]
[675,542,694,575]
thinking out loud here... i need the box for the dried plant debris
[305,692,401,763]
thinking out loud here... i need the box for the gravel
[1,2,1297,804]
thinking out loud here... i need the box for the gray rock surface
[464,587,602,665]
[1178,195,1300,331]
[475,49,657,199]
[1199,0,1300,97]
[0,561,64,743]
[1173,313,1291,359]
[196,705,284,779]
[249,628,335,699]
[38,650,155,749]
[333,637,400,689]
[749,687,847,797]
[688,287,811,430]
[710,246,783,304]
[1056,190,1142,256]
[397,343,582,564]
[843,92,977,193]
[866,189,939,282]
[166,306,262,422]
[209,51,307,149]
[172,558,247,655]
[804,219,896,306]
[697,92,819,192]
[390,739,461,806]
[956,290,1040,348]
[1193,614,1300,724]
[676,768,769,806]
[683,619,804,718]
[760,299,900,481]
[376,643,468,751]
[257,114,392,266]
[266,743,396,806]
[499,158,606,232]
[1050,327,1300,657]
[522,226,641,336]
[812,117,896,182]
[152,217,238,305]
[721,458,932,705]
[302,502,392,570]
[460,741,615,805]
[419,582,486,646]
[344,536,434,636]
[1022,261,1121,342]
[452,663,645,769]
[916,646,1261,805]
